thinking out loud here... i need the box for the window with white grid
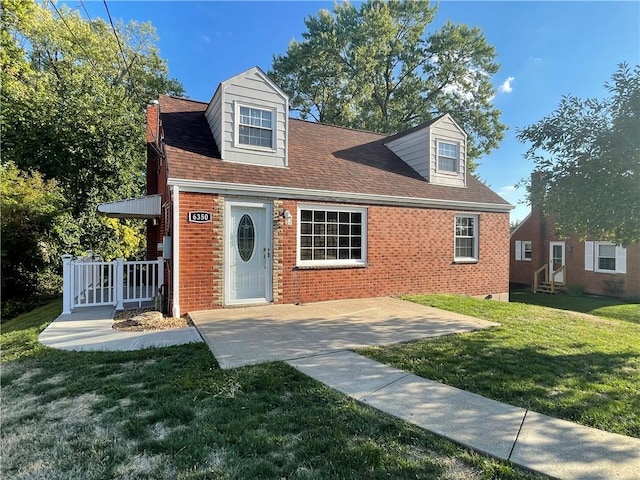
[455,214,478,262]
[437,141,459,173]
[298,205,367,267]
[238,106,273,148]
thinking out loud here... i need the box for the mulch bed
[112,308,193,332]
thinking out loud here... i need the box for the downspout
[172,184,180,317]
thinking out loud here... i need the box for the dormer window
[437,141,459,173]
[238,105,274,149]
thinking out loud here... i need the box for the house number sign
[188,211,212,223]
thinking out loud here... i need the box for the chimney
[529,170,546,210]
[146,99,160,147]
[146,99,161,197]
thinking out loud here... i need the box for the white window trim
[296,204,367,268]
[515,240,532,261]
[589,241,627,274]
[233,102,277,153]
[454,214,479,263]
[436,139,460,175]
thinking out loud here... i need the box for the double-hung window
[515,240,532,261]
[298,205,367,267]
[597,244,617,272]
[585,241,627,274]
[238,106,273,149]
[455,214,478,262]
[437,141,459,173]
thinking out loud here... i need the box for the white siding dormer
[384,113,467,187]
[205,67,289,168]
[429,114,466,187]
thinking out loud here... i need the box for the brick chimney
[529,170,546,210]
[146,99,161,196]
[146,99,162,260]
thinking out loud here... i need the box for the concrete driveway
[189,297,498,369]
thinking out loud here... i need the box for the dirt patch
[113,308,192,332]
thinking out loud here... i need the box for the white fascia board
[167,178,514,213]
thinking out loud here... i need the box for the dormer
[205,67,289,168]
[385,114,467,187]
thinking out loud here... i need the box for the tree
[270,0,504,167]
[1,0,184,260]
[0,163,67,305]
[517,63,640,246]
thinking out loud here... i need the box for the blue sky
[74,1,639,222]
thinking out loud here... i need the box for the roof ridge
[289,117,388,137]
[159,94,208,105]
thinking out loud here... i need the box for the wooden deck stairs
[535,281,565,294]
[533,264,566,294]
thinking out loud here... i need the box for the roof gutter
[167,178,514,213]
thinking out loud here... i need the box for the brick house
[510,208,640,299]
[103,67,513,317]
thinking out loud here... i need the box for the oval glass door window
[237,214,255,262]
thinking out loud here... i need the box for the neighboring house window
[455,214,478,262]
[238,106,273,148]
[515,240,532,261]
[584,241,627,274]
[437,141,459,172]
[298,205,367,267]
[597,244,616,271]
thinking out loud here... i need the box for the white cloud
[199,34,211,44]
[498,76,515,94]
[499,185,516,194]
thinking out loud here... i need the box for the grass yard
[510,291,640,324]
[1,301,545,480]
[360,295,640,438]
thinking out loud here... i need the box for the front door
[226,201,272,305]
[549,241,565,283]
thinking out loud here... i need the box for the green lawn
[1,302,544,480]
[510,291,640,324]
[360,295,640,438]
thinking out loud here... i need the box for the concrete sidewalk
[38,306,202,351]
[289,351,640,480]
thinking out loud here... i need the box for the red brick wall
[277,201,510,305]
[510,210,545,286]
[146,102,161,260]
[510,209,640,299]
[173,195,510,314]
[567,240,640,299]
[177,192,223,314]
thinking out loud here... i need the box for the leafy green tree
[0,163,67,303]
[517,63,640,245]
[1,0,184,261]
[270,0,504,166]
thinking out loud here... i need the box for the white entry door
[549,241,565,283]
[226,202,272,305]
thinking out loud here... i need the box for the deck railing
[533,263,566,293]
[62,254,164,314]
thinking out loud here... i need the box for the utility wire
[79,0,93,23]
[102,0,165,158]
[49,1,101,72]
[102,0,134,92]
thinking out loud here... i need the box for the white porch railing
[61,254,164,314]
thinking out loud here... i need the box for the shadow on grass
[1,340,544,480]
[510,291,640,324]
[361,335,640,438]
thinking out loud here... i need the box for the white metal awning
[97,194,161,219]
